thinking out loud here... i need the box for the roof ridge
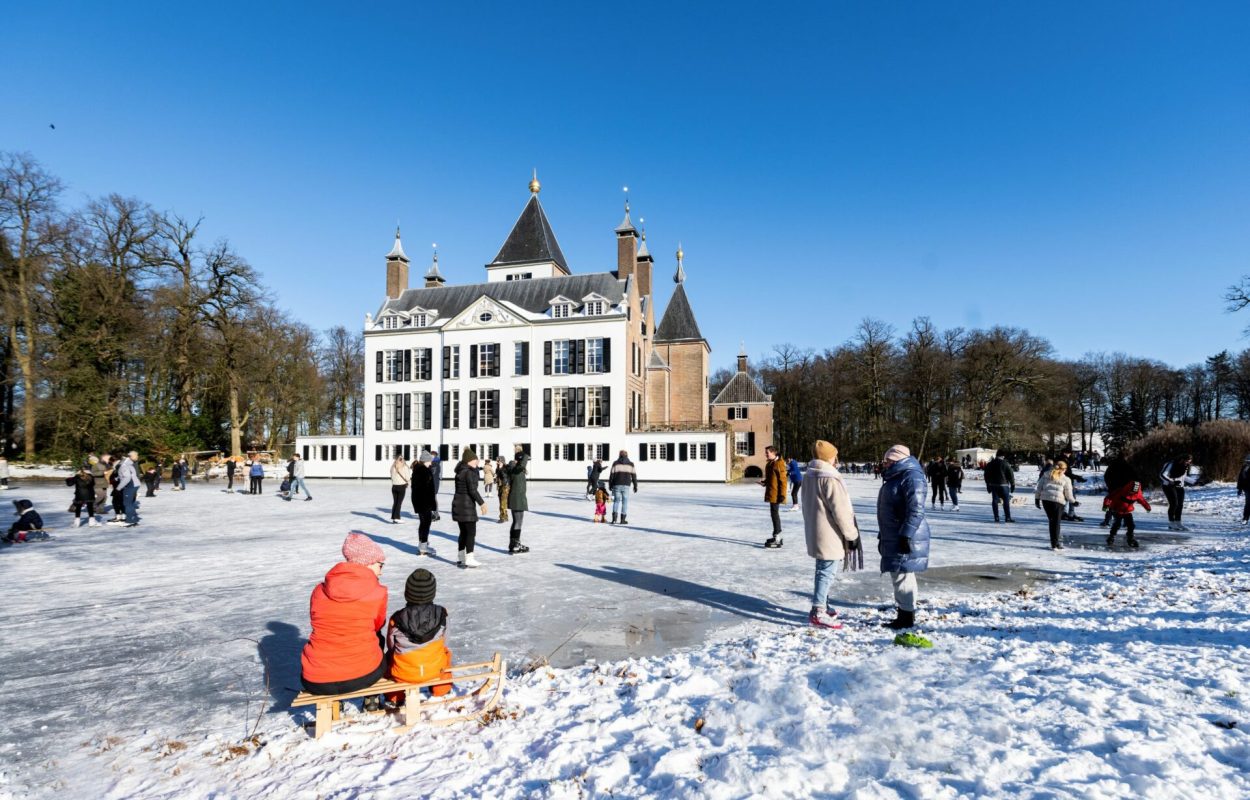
[490,195,569,270]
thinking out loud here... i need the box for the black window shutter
[601,442,609,461]
[544,443,551,460]
[443,346,450,379]
[403,445,411,461]
[543,388,552,428]
[470,345,478,378]
[521,342,530,375]
[679,443,688,461]
[423,393,432,429]
[708,442,717,461]
[602,338,611,372]
[489,390,499,428]
[639,443,648,461]
[376,351,384,382]
[422,349,432,380]
[403,393,412,429]
[403,349,412,381]
[349,445,357,461]
[577,443,585,462]
[375,394,383,430]
[453,391,459,427]
[667,443,676,461]
[575,387,586,427]
[441,392,450,429]
[491,344,500,377]
[602,387,611,426]
[375,445,382,461]
[469,390,478,429]
[544,341,552,375]
[574,339,584,374]
[748,432,756,456]
[302,445,309,460]
[439,444,449,461]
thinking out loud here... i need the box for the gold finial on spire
[529,169,541,194]
[676,241,684,262]
[674,241,686,284]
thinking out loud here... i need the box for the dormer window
[411,313,428,327]
[552,303,573,319]
[584,300,606,316]
[382,315,401,330]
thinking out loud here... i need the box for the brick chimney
[615,200,637,279]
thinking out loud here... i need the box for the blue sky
[5,2,1249,368]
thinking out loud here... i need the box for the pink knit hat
[882,445,911,463]
[342,532,386,565]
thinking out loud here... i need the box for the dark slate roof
[648,350,669,369]
[380,273,625,318]
[654,284,704,342]
[712,372,771,405]
[489,195,568,270]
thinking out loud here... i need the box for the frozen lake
[0,471,1221,795]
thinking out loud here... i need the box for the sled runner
[292,652,505,739]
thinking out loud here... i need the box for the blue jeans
[813,559,841,611]
[948,488,959,507]
[290,477,311,499]
[122,485,140,524]
[612,486,629,518]
[989,485,1012,521]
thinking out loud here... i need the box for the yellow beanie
[814,440,838,463]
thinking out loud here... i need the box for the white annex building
[296,175,758,482]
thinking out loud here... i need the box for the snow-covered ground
[1,472,1247,798]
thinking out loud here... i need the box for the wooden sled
[292,653,505,740]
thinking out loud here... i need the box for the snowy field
[1,472,1248,798]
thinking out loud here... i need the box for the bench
[292,653,505,739]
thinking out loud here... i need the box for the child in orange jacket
[1103,481,1151,549]
[387,568,453,697]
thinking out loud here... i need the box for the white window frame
[412,392,430,430]
[448,346,460,379]
[584,300,605,316]
[586,387,604,427]
[413,348,430,379]
[586,338,604,374]
[552,303,572,319]
[383,350,403,383]
[478,343,497,376]
[411,313,428,327]
[648,443,670,461]
[382,393,404,432]
[382,315,401,330]
[734,431,750,456]
[552,388,571,428]
[552,340,570,375]
[476,391,496,429]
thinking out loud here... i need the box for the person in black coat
[143,465,159,497]
[925,458,948,509]
[65,467,97,527]
[411,452,439,555]
[5,498,44,543]
[944,458,964,511]
[451,450,487,568]
[1100,456,1137,527]
[225,457,237,491]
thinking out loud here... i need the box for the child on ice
[5,499,46,543]
[386,568,453,697]
[1103,481,1151,549]
[593,486,609,523]
[65,465,98,527]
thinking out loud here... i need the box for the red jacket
[1103,483,1151,516]
[300,562,388,684]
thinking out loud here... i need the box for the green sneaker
[893,632,933,649]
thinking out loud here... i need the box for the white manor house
[296,175,772,482]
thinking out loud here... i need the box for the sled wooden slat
[292,653,505,739]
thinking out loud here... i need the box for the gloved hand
[633,486,637,493]
[1035,498,1041,509]
[1073,500,1081,507]
[847,538,861,552]
[897,537,912,554]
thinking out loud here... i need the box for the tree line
[0,151,363,460]
[714,317,1250,463]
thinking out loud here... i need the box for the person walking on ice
[452,449,489,568]
[983,449,1016,523]
[801,440,862,630]
[608,449,637,525]
[289,453,312,501]
[504,445,531,553]
[1035,459,1077,550]
[1160,453,1197,531]
[786,456,802,511]
[945,456,963,511]
[876,445,930,630]
[389,454,410,523]
[762,446,788,548]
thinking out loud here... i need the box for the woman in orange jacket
[300,533,389,695]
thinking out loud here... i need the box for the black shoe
[884,610,915,629]
[509,542,529,554]
[620,516,628,525]
[1004,518,1016,524]
[764,536,782,548]
[362,695,382,713]
[1051,540,1064,550]
[610,514,618,524]
[1071,515,1084,523]
[1127,537,1139,549]
[1099,520,1110,528]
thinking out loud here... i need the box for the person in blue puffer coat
[786,457,803,509]
[876,444,931,630]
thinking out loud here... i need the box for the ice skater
[1160,454,1198,531]
[1103,481,1151,548]
[65,464,98,527]
[762,446,787,547]
[593,485,609,523]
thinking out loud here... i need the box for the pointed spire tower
[424,243,446,288]
[635,216,654,299]
[652,242,710,425]
[385,225,410,299]
[486,170,569,280]
[615,187,638,279]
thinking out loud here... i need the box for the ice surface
[2,472,1247,798]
